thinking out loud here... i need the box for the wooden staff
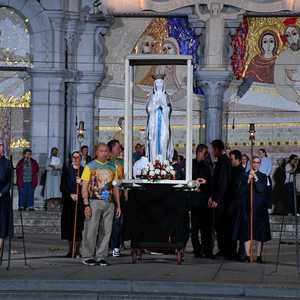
[249,123,255,263]
[249,169,254,263]
[72,157,81,258]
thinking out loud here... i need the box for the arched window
[0,7,32,157]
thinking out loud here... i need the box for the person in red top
[16,149,39,211]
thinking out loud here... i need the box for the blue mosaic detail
[167,18,203,95]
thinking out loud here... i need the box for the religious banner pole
[249,123,256,263]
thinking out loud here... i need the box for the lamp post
[249,123,255,263]
[77,120,86,149]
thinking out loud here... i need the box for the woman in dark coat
[235,156,271,263]
[0,143,12,254]
[60,151,84,257]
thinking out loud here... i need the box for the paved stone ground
[0,233,300,299]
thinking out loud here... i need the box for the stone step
[270,215,300,223]
[14,210,61,234]
[14,225,61,235]
[0,293,292,300]
[14,218,60,226]
[13,211,300,238]
[269,215,300,240]
[13,210,61,218]
[0,280,299,300]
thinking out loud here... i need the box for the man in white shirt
[133,156,149,179]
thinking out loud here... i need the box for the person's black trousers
[215,206,237,259]
[191,206,213,256]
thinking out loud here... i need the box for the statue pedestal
[125,187,189,264]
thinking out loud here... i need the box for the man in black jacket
[208,140,232,259]
[229,149,245,259]
[191,144,213,258]
[0,142,13,254]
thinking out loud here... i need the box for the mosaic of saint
[232,17,300,105]
[132,18,200,96]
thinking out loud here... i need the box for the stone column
[198,70,231,143]
[70,14,109,153]
[31,70,65,162]
[195,3,237,143]
[73,79,97,151]
[65,28,80,156]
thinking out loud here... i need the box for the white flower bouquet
[139,160,176,181]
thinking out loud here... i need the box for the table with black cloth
[125,185,189,264]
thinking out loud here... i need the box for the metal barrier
[273,171,300,274]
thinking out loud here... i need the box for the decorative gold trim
[228,140,300,147]
[250,85,300,96]
[95,124,205,131]
[166,141,300,149]
[225,122,300,129]
[10,138,30,149]
[0,91,31,108]
[95,122,300,132]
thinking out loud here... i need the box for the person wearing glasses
[242,156,271,263]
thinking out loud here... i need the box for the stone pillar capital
[200,79,230,97]
[197,69,232,94]
[197,69,232,143]
[95,26,108,36]
[65,31,80,51]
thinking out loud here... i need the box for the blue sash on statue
[157,106,163,156]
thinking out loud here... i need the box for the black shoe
[97,259,109,266]
[18,207,24,211]
[239,255,247,262]
[65,252,72,258]
[82,258,97,266]
[204,253,215,259]
[28,208,35,211]
[194,252,202,258]
[256,256,264,264]
[214,251,225,259]
[245,256,251,262]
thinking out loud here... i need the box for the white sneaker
[112,248,120,257]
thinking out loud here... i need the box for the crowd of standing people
[0,138,299,266]
[190,141,272,262]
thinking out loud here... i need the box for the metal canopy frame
[124,54,193,185]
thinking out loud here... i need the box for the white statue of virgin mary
[146,74,174,162]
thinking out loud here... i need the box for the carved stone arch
[0,0,54,68]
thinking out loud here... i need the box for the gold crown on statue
[152,73,165,80]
